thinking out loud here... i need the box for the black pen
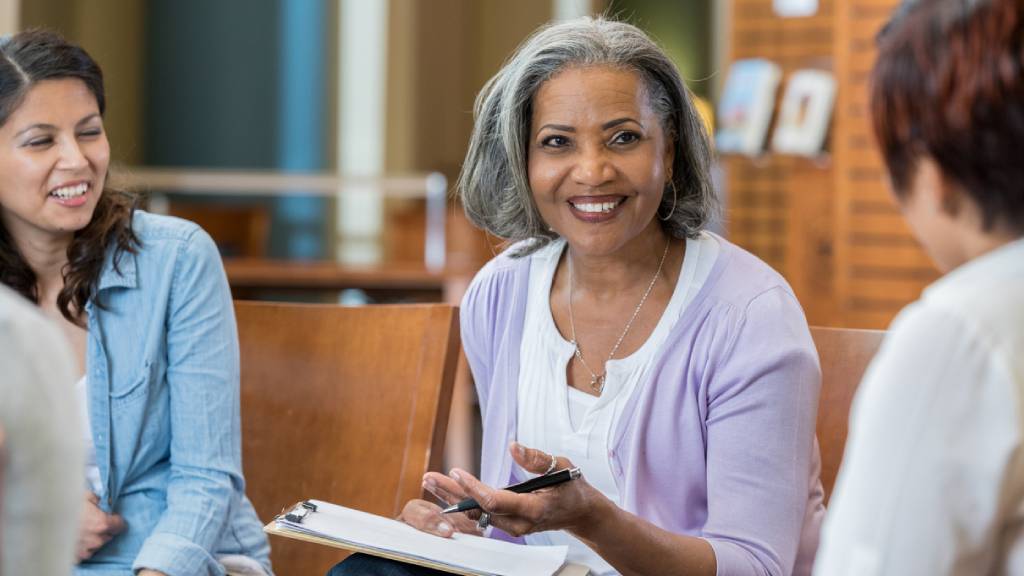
[441,467,582,514]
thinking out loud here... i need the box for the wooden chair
[169,202,270,258]
[235,302,460,576]
[810,326,886,503]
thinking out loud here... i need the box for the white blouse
[75,374,103,496]
[516,233,719,575]
[814,238,1024,576]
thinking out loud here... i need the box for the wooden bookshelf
[724,0,838,325]
[832,0,939,328]
[723,0,937,329]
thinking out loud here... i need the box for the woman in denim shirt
[0,30,270,576]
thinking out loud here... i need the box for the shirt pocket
[110,359,157,406]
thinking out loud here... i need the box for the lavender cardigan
[460,235,825,576]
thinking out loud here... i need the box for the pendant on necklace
[590,375,605,393]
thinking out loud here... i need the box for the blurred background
[0,0,926,469]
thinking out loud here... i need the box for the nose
[571,144,615,188]
[56,136,88,171]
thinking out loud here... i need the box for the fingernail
[516,443,526,458]
[423,479,435,490]
[437,522,452,535]
[450,470,461,481]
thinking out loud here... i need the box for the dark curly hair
[871,0,1024,234]
[0,29,138,326]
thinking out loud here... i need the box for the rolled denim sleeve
[133,228,241,576]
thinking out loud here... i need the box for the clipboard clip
[282,500,318,523]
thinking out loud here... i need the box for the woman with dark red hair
[815,1,1024,574]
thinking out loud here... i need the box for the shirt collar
[96,246,138,291]
[924,236,1024,299]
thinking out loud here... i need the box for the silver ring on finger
[544,454,558,475]
[477,512,491,530]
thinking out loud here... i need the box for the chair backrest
[235,301,460,576]
[169,202,270,258]
[810,326,886,503]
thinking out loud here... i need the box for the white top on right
[814,237,1024,576]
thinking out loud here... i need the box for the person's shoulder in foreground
[816,240,1024,576]
[0,285,82,576]
[815,0,1024,572]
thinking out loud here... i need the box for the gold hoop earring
[659,180,678,221]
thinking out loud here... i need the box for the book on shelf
[770,69,836,157]
[715,58,783,156]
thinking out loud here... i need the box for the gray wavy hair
[458,16,717,256]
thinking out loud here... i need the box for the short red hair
[871,0,1024,233]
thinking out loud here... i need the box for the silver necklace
[568,238,672,394]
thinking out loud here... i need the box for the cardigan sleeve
[701,287,822,576]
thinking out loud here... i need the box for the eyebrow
[14,113,102,138]
[602,117,642,130]
[539,123,575,133]
[538,117,644,133]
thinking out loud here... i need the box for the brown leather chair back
[810,326,886,503]
[235,301,460,576]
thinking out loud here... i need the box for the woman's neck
[962,229,1022,264]
[565,225,674,300]
[14,230,72,301]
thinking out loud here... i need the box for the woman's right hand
[398,472,482,538]
[77,492,125,562]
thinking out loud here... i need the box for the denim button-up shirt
[79,211,270,576]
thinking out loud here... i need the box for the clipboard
[266,500,589,576]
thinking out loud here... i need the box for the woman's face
[528,66,673,257]
[0,78,109,245]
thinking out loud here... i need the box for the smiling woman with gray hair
[331,16,823,576]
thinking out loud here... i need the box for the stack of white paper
[274,499,568,576]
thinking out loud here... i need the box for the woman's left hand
[136,570,166,576]
[448,442,606,538]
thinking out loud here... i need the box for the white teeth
[572,201,619,213]
[50,183,88,199]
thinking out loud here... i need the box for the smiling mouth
[569,197,627,214]
[49,182,89,200]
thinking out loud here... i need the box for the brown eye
[611,131,640,145]
[541,135,571,148]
